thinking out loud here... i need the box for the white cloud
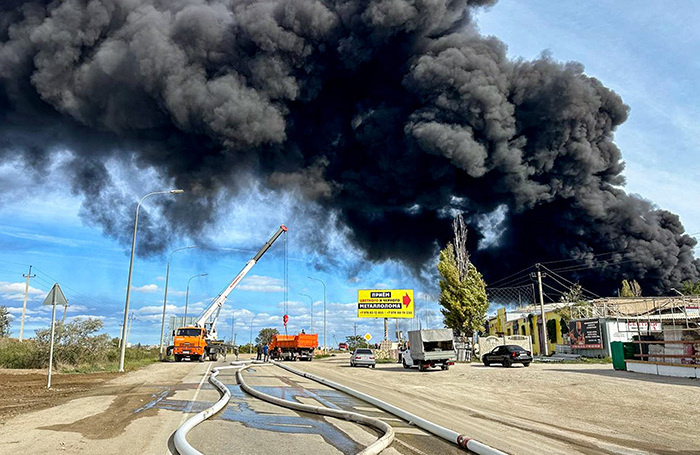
[0,281,45,302]
[238,275,284,293]
[132,284,159,293]
[168,290,187,297]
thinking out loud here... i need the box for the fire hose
[274,361,507,455]
[173,361,394,455]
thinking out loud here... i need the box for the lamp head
[170,189,185,194]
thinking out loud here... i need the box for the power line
[548,258,639,274]
[31,266,105,309]
[538,249,627,266]
[487,264,535,287]
[540,265,601,299]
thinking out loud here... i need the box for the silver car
[350,348,376,368]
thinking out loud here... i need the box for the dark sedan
[482,345,532,367]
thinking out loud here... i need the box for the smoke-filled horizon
[1,0,698,295]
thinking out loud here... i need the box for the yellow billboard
[358,289,414,318]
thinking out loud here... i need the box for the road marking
[165,362,214,455]
[186,361,213,413]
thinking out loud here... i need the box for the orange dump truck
[270,333,318,361]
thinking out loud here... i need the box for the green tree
[255,327,279,345]
[437,215,488,336]
[620,279,642,297]
[557,283,591,330]
[345,335,369,350]
[680,280,700,295]
[0,306,11,337]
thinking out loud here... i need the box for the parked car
[482,345,532,367]
[338,342,349,351]
[350,348,376,368]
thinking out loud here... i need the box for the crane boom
[195,224,288,332]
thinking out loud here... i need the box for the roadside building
[485,296,700,369]
[485,302,571,356]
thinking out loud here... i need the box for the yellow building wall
[495,311,565,356]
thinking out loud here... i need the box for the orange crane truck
[270,333,318,361]
[171,225,288,362]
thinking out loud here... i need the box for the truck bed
[271,333,318,350]
[408,329,456,361]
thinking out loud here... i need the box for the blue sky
[1,1,699,346]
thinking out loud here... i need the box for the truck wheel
[441,364,449,371]
[402,359,410,369]
[210,353,218,361]
[418,363,425,372]
[174,355,181,362]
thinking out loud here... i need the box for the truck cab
[173,327,206,362]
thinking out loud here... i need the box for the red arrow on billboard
[402,293,411,308]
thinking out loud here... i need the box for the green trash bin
[610,341,626,370]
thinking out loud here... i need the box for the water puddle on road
[149,373,369,454]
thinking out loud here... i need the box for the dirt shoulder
[0,360,209,454]
[0,368,119,423]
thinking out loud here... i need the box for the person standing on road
[263,343,269,362]
[256,343,262,360]
[234,345,239,361]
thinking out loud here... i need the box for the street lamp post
[299,292,314,333]
[249,316,256,351]
[184,273,208,323]
[308,276,326,352]
[119,189,184,373]
[159,245,196,360]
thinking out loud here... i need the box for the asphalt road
[181,359,465,455]
[2,354,697,454]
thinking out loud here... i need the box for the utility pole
[19,265,35,341]
[125,312,136,348]
[61,301,70,323]
[354,323,357,337]
[534,264,548,356]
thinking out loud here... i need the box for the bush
[34,318,111,369]
[0,317,158,372]
[0,338,43,368]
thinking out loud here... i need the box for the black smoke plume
[0,0,697,295]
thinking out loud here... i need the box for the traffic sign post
[42,284,68,389]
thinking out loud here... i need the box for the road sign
[364,333,372,341]
[42,283,68,307]
[43,283,67,389]
[358,289,414,318]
